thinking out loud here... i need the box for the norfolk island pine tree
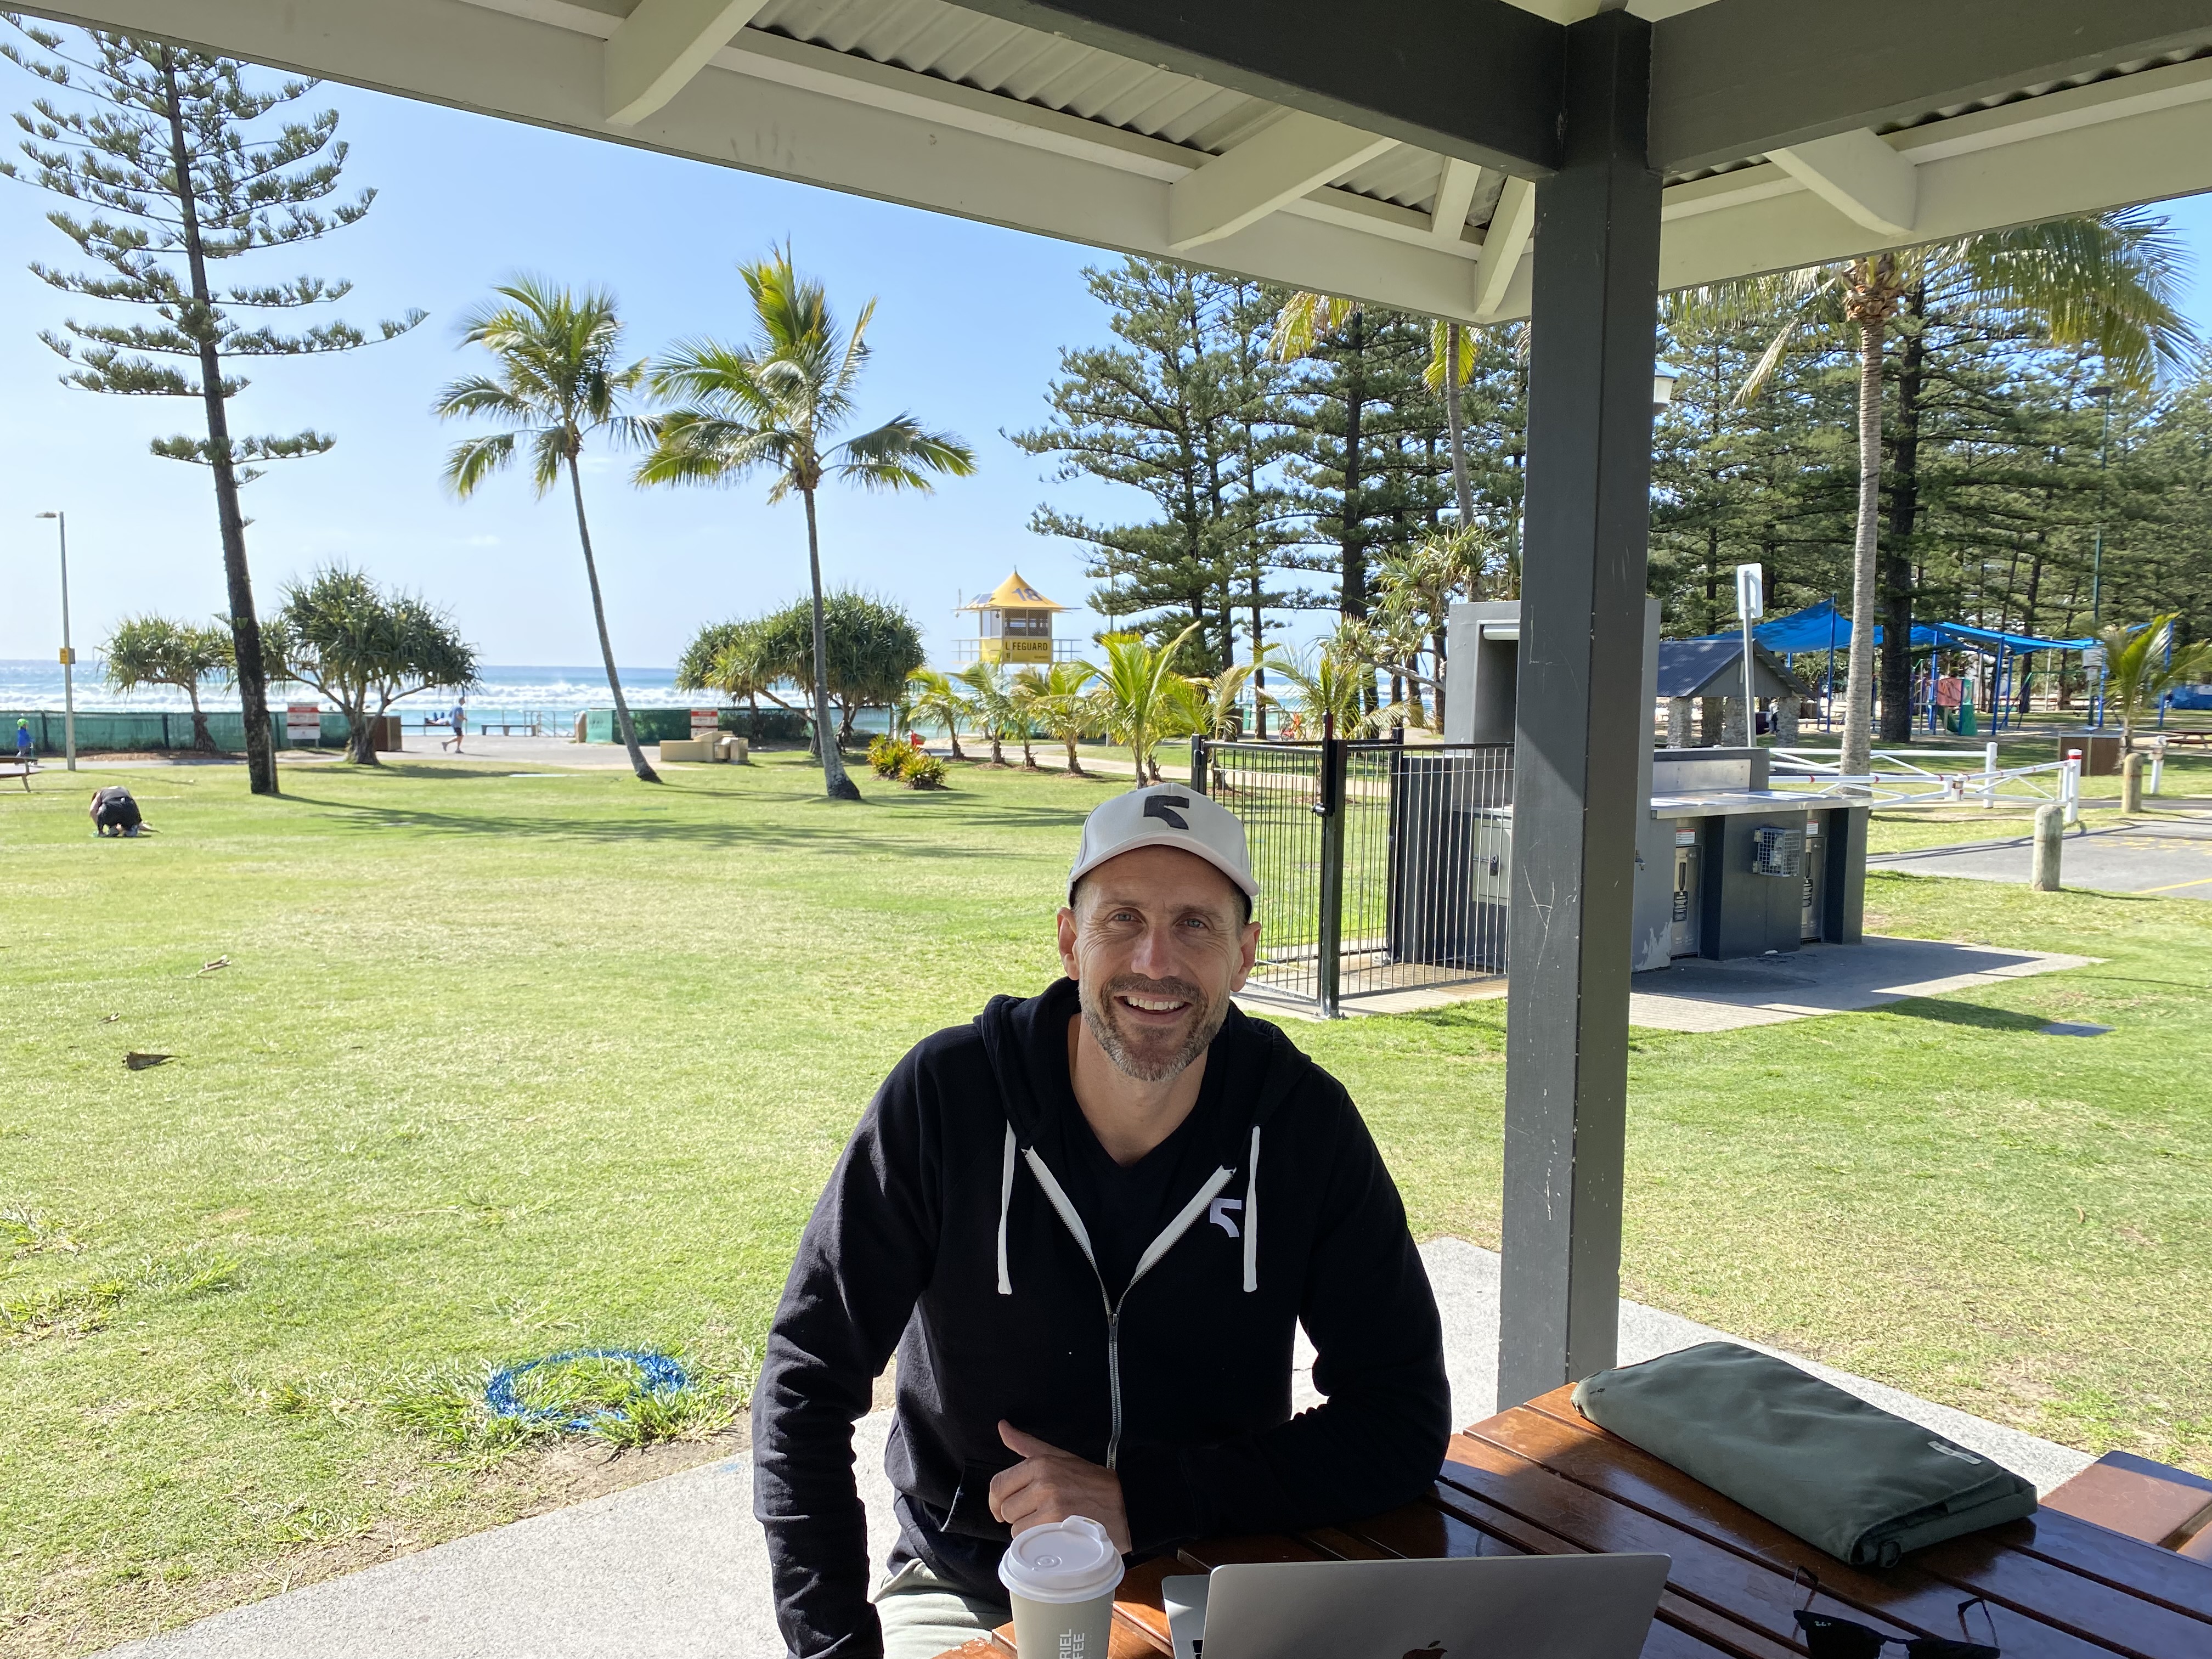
[1671,212,2191,774]
[0,21,424,795]
[636,245,974,802]
[433,278,660,783]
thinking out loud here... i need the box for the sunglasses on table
[1792,1569,2001,1659]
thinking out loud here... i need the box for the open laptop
[1162,1553,1671,1659]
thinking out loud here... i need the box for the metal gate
[1195,738,1514,1016]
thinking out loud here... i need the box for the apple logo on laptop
[1404,1644,1446,1659]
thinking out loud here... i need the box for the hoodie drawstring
[995,1123,1261,1294]
[1243,1125,1261,1293]
[996,1124,1016,1295]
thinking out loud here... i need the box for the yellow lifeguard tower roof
[963,570,1067,612]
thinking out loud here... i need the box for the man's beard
[1078,972,1228,1084]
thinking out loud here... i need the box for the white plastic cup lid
[997,1517,1124,1604]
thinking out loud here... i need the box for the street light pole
[35,510,75,771]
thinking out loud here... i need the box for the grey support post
[1497,9,1663,1410]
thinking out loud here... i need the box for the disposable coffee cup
[998,1516,1124,1659]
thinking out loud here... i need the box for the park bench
[933,1385,2212,1659]
[3,758,38,792]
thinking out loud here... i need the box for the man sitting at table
[754,784,1452,1659]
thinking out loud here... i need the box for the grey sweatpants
[872,1557,1015,1659]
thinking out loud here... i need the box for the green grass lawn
[4,753,2209,1656]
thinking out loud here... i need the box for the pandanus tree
[1671,211,2192,775]
[433,278,658,782]
[102,615,232,750]
[637,246,975,800]
[268,566,478,764]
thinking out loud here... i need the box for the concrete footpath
[100,1241,2092,1659]
[1870,813,2212,900]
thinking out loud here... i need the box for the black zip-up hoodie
[752,979,1450,1659]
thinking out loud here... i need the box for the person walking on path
[754,784,1450,1659]
[14,719,30,762]
[440,698,467,753]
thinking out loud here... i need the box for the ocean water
[0,659,716,729]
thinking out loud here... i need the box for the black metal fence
[1195,737,1514,1015]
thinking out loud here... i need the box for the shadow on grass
[274,781,1107,852]
[1868,997,2055,1033]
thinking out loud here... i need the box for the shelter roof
[963,571,1066,611]
[90,1,2212,326]
[1719,600,2092,655]
[1657,637,1815,701]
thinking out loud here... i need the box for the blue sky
[0,69,1131,670]
[5,60,2212,670]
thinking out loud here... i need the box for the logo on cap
[1143,793,1191,830]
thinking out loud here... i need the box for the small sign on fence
[285,703,320,743]
[691,708,720,738]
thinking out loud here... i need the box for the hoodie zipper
[1019,1148,1235,1469]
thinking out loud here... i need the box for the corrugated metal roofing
[747,0,1484,228]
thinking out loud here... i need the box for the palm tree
[1093,624,1199,783]
[906,667,973,761]
[1174,647,1274,742]
[433,278,659,783]
[1672,212,2192,777]
[1276,626,1374,740]
[2094,614,2212,753]
[1013,661,1099,775]
[637,246,975,800]
[954,660,1014,766]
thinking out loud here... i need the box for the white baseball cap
[1068,783,1259,905]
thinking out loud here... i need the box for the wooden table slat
[927,1389,2211,1659]
[1506,1392,2212,1658]
[1432,1427,1997,1656]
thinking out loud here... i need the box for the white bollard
[2150,747,2164,797]
[2063,750,2082,827]
[1981,741,1999,809]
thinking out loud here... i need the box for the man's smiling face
[1057,844,1261,1084]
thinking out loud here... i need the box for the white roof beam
[605,0,769,127]
[1472,174,1534,321]
[1429,157,1483,245]
[1768,128,1916,239]
[1167,112,1397,252]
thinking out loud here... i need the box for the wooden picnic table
[936,1386,2212,1659]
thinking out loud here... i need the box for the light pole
[2087,384,2114,727]
[35,511,75,771]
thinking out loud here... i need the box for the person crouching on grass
[754,783,1451,1659]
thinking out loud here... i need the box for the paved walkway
[1238,936,2092,1031]
[1870,814,2212,900]
[100,1241,2092,1659]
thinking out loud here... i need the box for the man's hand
[988,1421,1132,1553]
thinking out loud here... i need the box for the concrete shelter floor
[1238,937,2091,1032]
[1869,814,2212,900]
[99,1240,2093,1659]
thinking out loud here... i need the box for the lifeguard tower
[957,570,1075,664]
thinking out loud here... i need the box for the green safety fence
[2,708,306,755]
[579,707,815,744]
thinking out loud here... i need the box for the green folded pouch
[1571,1341,2038,1568]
